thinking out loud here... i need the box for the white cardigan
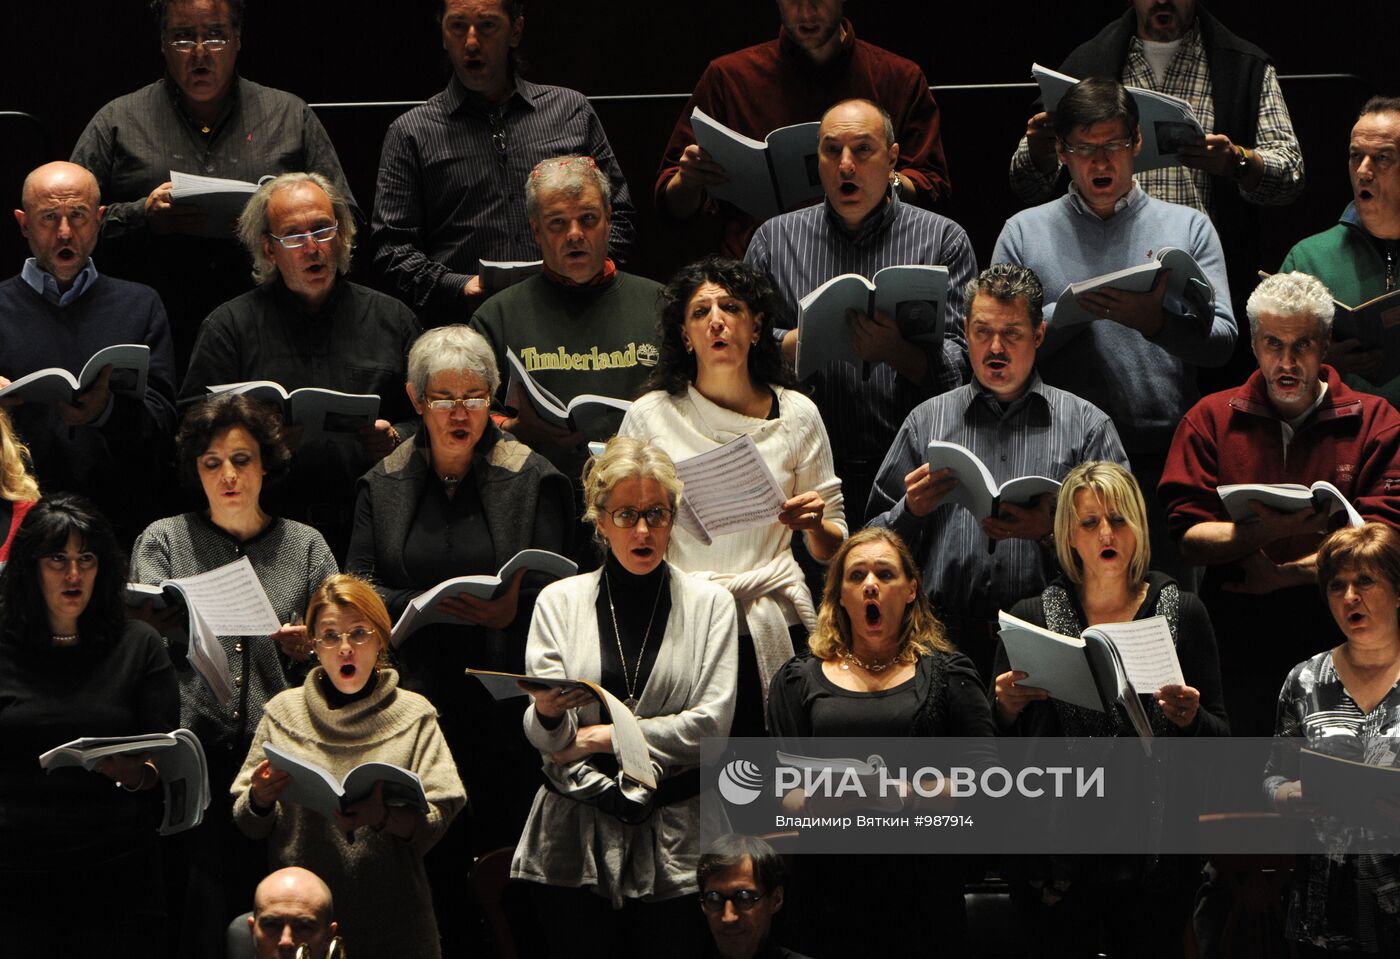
[509,567,738,906]
[620,385,847,690]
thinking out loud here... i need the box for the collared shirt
[21,257,98,307]
[868,374,1129,620]
[371,75,636,312]
[746,190,977,473]
[72,75,359,238]
[1009,23,1303,213]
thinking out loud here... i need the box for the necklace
[440,473,461,495]
[840,647,902,672]
[604,569,665,711]
[51,633,79,647]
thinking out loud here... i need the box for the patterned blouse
[1264,649,1400,952]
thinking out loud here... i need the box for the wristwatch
[1231,146,1252,181]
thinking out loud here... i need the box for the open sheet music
[672,434,787,545]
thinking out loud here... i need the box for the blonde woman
[0,409,39,559]
[511,436,737,957]
[765,526,996,957]
[991,461,1228,959]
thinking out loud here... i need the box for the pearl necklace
[51,633,80,648]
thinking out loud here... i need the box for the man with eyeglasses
[0,161,177,542]
[1008,0,1302,355]
[180,172,421,556]
[372,0,636,325]
[70,0,358,374]
[697,835,810,959]
[470,155,661,477]
[993,77,1235,586]
[1161,271,1400,736]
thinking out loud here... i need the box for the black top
[402,472,496,589]
[0,620,179,871]
[594,555,672,704]
[766,649,999,746]
[994,571,1230,739]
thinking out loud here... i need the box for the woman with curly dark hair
[621,256,845,734]
[0,494,179,954]
[129,391,337,956]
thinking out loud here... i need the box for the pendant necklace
[605,569,665,711]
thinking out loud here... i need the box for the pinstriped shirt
[745,192,977,475]
[867,374,1129,621]
[371,75,636,311]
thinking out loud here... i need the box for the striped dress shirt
[867,374,1129,621]
[746,193,977,490]
[371,75,636,311]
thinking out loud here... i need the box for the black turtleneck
[594,555,671,706]
[318,667,381,709]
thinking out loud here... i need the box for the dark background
[2,1,1397,285]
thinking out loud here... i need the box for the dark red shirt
[655,20,950,257]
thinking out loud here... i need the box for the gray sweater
[130,513,338,758]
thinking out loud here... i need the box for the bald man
[746,98,976,516]
[249,867,338,959]
[2,161,176,539]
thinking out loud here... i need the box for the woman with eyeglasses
[128,391,339,955]
[345,325,572,945]
[0,407,40,560]
[511,436,737,957]
[233,574,465,959]
[0,495,179,953]
[620,256,845,736]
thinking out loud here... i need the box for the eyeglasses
[41,552,99,572]
[165,33,233,53]
[424,397,490,413]
[605,507,674,529]
[266,225,339,249]
[314,626,377,649]
[1059,138,1135,160]
[699,889,766,913]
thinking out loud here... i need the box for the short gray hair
[237,172,356,286]
[581,436,683,530]
[820,98,896,147]
[406,325,500,400]
[1246,271,1336,340]
[524,155,612,223]
[965,263,1045,329]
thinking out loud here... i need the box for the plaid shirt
[1010,23,1304,214]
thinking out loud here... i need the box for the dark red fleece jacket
[1160,365,1400,562]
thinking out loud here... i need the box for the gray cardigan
[510,568,738,906]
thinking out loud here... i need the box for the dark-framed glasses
[41,552,98,572]
[314,626,377,649]
[424,396,490,413]
[606,506,674,529]
[1059,138,1134,160]
[267,225,339,249]
[699,889,765,913]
